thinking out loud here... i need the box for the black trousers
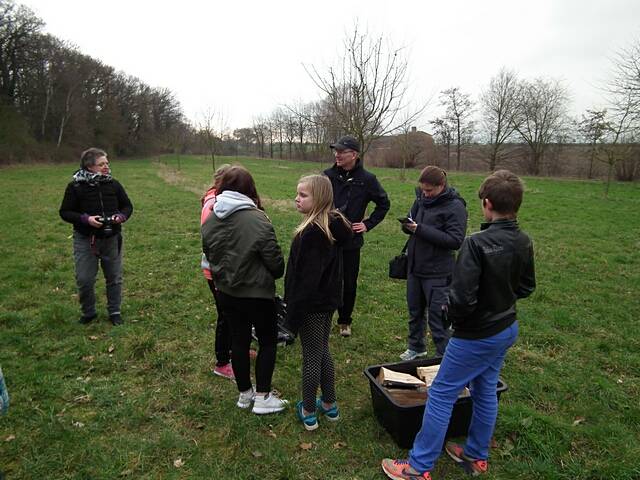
[206,279,231,366]
[217,291,278,393]
[337,248,361,325]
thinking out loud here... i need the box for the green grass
[1,155,639,479]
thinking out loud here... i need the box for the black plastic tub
[364,357,508,449]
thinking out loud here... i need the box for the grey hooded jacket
[201,191,284,299]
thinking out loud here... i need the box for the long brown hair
[217,165,263,210]
[201,163,231,205]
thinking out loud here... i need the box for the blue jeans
[409,322,519,472]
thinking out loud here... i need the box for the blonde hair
[294,175,346,242]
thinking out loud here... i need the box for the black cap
[330,135,360,152]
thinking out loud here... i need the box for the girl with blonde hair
[284,174,352,430]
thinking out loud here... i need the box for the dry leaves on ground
[572,416,586,426]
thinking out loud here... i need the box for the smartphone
[397,217,412,224]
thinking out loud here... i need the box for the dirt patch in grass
[156,163,203,196]
[156,164,292,213]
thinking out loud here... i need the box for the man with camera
[60,148,133,326]
[324,135,390,337]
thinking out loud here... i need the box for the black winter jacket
[324,160,390,250]
[59,177,133,238]
[284,213,353,331]
[449,219,536,339]
[404,187,467,278]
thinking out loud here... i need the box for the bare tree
[480,68,520,171]
[252,116,268,158]
[430,117,454,169]
[0,0,43,101]
[599,75,638,194]
[439,87,474,170]
[513,78,570,175]
[284,100,312,160]
[233,127,256,155]
[396,124,425,180]
[271,108,286,159]
[607,39,640,123]
[198,107,227,172]
[577,109,608,179]
[282,110,297,159]
[599,97,633,196]
[601,38,640,186]
[265,115,276,159]
[305,25,422,161]
[56,49,95,148]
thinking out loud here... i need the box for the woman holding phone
[399,166,468,361]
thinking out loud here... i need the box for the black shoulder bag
[388,240,409,280]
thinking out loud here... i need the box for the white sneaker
[399,349,428,361]
[252,392,289,414]
[237,388,255,409]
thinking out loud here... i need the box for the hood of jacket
[202,187,217,207]
[213,191,256,219]
[418,186,466,209]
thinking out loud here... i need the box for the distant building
[366,127,436,168]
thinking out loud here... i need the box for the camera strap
[90,234,100,258]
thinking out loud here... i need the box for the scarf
[72,168,113,185]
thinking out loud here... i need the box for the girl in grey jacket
[201,166,287,415]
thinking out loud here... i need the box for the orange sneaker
[381,459,432,480]
[445,442,488,476]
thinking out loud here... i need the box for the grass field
[1,155,639,479]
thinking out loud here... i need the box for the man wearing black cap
[324,135,390,336]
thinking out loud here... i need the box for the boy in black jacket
[382,170,536,479]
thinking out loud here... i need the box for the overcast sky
[20,0,640,132]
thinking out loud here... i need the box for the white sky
[21,0,640,132]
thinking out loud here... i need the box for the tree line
[0,0,187,163]
[2,1,639,186]
[225,28,640,185]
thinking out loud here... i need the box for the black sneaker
[110,314,123,326]
[78,314,97,324]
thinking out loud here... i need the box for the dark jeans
[73,232,123,317]
[207,279,231,366]
[407,274,451,356]
[217,292,278,393]
[338,248,360,325]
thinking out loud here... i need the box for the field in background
[0,155,639,479]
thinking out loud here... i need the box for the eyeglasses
[334,149,355,155]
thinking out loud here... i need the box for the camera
[97,215,117,236]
